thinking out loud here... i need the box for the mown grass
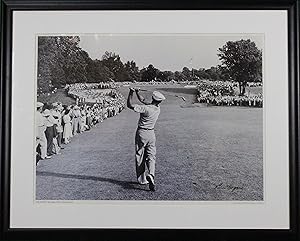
[36,85,263,201]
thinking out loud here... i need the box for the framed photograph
[1,0,299,240]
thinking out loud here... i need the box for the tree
[124,60,141,82]
[85,59,114,83]
[37,36,89,92]
[101,51,127,81]
[140,64,159,82]
[217,65,231,82]
[182,67,192,80]
[218,39,262,95]
[194,68,210,80]
[205,67,222,81]
[173,71,188,82]
[56,36,88,85]
[37,36,64,92]
[157,71,174,82]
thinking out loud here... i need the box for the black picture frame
[0,0,299,240]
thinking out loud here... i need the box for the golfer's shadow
[36,171,150,192]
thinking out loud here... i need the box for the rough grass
[36,85,263,201]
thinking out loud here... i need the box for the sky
[79,34,263,72]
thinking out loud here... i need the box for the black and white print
[35,34,263,201]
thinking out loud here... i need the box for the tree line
[38,36,262,95]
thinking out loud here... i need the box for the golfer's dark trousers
[45,126,54,155]
[57,132,63,147]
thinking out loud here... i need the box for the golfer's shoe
[139,180,149,185]
[146,175,155,191]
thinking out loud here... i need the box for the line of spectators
[66,82,115,91]
[197,80,263,107]
[197,94,263,107]
[66,83,117,103]
[197,80,235,96]
[36,92,125,164]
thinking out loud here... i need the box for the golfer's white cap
[37,102,44,108]
[152,91,166,101]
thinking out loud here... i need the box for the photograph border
[1,0,299,241]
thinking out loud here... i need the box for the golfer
[127,88,165,191]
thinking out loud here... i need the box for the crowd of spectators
[120,81,179,87]
[197,94,263,107]
[66,82,115,91]
[197,80,263,107]
[66,82,116,103]
[197,80,235,96]
[36,88,125,164]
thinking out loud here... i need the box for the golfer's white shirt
[133,104,160,130]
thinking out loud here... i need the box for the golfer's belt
[138,127,154,131]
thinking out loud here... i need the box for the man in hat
[127,88,166,191]
[55,103,64,149]
[43,109,55,156]
[36,102,50,160]
[72,105,81,135]
[51,106,62,155]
